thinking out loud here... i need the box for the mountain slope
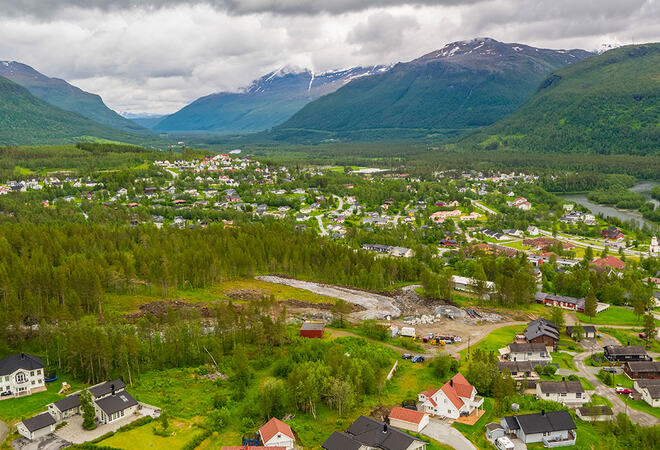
[153,66,388,133]
[0,75,164,146]
[0,61,146,133]
[463,43,660,155]
[275,38,592,139]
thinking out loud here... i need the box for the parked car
[0,391,11,397]
[402,353,413,359]
[412,356,425,363]
[603,367,618,373]
[615,387,633,395]
[401,400,417,411]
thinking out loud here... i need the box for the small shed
[300,322,325,339]
[388,406,429,433]
[17,412,56,441]
[485,422,505,440]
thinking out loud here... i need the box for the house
[602,227,624,240]
[590,256,626,271]
[223,447,285,450]
[523,238,574,251]
[259,417,295,449]
[535,292,585,313]
[575,405,614,422]
[650,236,659,256]
[485,422,506,440]
[503,229,524,238]
[390,247,414,258]
[633,380,660,407]
[0,353,46,398]
[623,361,660,380]
[388,406,429,433]
[299,322,325,339]
[48,393,81,421]
[527,226,540,236]
[16,412,56,441]
[524,318,559,349]
[501,410,577,446]
[566,325,596,339]
[536,379,589,406]
[505,343,551,362]
[604,345,650,362]
[417,373,483,419]
[451,275,495,299]
[322,416,427,450]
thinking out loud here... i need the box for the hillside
[0,76,165,147]
[0,61,147,133]
[463,43,660,155]
[153,66,388,133]
[274,38,592,140]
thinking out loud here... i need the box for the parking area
[421,419,477,450]
[11,434,71,450]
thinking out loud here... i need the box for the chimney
[20,353,25,360]
[450,379,454,387]
[562,376,565,381]
[541,409,545,416]
[383,423,388,433]
[111,384,115,396]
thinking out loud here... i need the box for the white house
[536,380,589,406]
[634,380,660,408]
[388,406,429,433]
[259,417,295,449]
[0,353,46,398]
[501,410,576,446]
[505,343,551,362]
[17,413,56,441]
[418,373,483,419]
[527,226,540,236]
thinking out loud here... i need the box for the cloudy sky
[0,0,657,115]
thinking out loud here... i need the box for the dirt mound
[281,299,366,312]
[224,289,269,301]
[125,300,211,319]
[368,405,393,422]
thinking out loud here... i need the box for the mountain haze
[153,66,389,133]
[274,38,592,139]
[466,43,660,155]
[0,61,146,134]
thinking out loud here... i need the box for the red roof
[591,256,626,270]
[223,447,285,450]
[439,373,474,410]
[440,383,464,410]
[259,417,294,443]
[420,388,438,397]
[389,406,427,424]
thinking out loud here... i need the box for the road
[316,215,327,236]
[572,336,659,427]
[165,168,178,179]
[537,229,645,258]
[471,200,498,216]
[421,420,477,450]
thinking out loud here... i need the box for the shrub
[543,365,557,376]
[181,430,212,450]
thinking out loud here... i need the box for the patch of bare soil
[280,299,366,312]
[368,405,394,422]
[224,289,269,301]
[124,300,211,319]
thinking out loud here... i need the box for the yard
[600,327,660,353]
[458,325,526,369]
[577,306,658,327]
[99,419,202,450]
[0,379,83,423]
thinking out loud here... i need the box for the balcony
[543,430,577,447]
[471,396,484,408]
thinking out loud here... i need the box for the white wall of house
[519,429,571,444]
[389,415,429,433]
[16,423,54,441]
[535,386,589,405]
[262,433,295,449]
[640,389,660,407]
[94,404,138,425]
[47,404,79,422]
[508,350,551,362]
[1,368,45,397]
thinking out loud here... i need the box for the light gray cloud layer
[0,0,657,114]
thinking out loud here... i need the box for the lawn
[600,327,660,353]
[0,379,83,423]
[619,395,660,419]
[577,306,659,327]
[551,352,577,370]
[100,419,201,450]
[458,325,526,369]
[452,397,495,449]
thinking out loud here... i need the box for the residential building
[524,318,559,349]
[501,410,577,446]
[16,413,56,441]
[451,275,495,299]
[322,416,427,450]
[566,326,596,339]
[590,256,626,271]
[535,292,585,313]
[633,380,660,407]
[299,322,325,339]
[604,345,650,362]
[505,343,551,362]
[388,406,429,433]
[417,373,484,419]
[650,236,659,256]
[575,405,614,422]
[496,361,539,384]
[0,353,46,398]
[623,361,660,380]
[259,417,295,450]
[527,226,540,236]
[536,380,589,406]
[602,227,625,240]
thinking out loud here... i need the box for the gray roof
[343,416,426,450]
[528,318,558,330]
[508,343,547,353]
[95,391,138,416]
[538,380,584,394]
[535,292,585,309]
[524,323,559,341]
[506,410,576,434]
[604,345,647,356]
[0,353,44,376]
[503,416,520,430]
[497,361,534,373]
[52,394,81,412]
[322,431,363,450]
[300,322,325,331]
[22,413,55,433]
[577,405,613,416]
[566,326,597,335]
[625,361,660,373]
[89,379,126,398]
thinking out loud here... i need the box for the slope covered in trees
[466,43,660,155]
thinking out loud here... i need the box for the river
[559,181,659,230]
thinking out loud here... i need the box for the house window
[31,380,35,385]
[15,372,26,383]
[576,392,582,398]
[4,376,7,382]
[546,393,550,397]
[37,370,41,375]
[560,393,567,397]
[30,371,34,376]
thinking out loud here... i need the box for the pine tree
[584,291,598,318]
[80,390,97,430]
[643,313,656,342]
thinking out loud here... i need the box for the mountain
[153,66,389,133]
[274,38,593,140]
[0,61,146,133]
[121,113,167,129]
[0,75,164,146]
[463,43,660,155]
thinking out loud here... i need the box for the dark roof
[508,343,547,353]
[566,326,597,335]
[344,416,425,450]
[538,380,585,394]
[322,432,363,450]
[52,394,81,412]
[503,416,520,431]
[625,361,660,373]
[524,323,559,341]
[22,413,55,433]
[0,353,44,376]
[528,318,558,330]
[637,383,660,399]
[486,422,504,431]
[300,322,325,331]
[95,391,138,416]
[506,410,576,434]
[497,361,534,373]
[577,405,613,416]
[89,379,126,398]
[535,292,585,309]
[604,345,647,356]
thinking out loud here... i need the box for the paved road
[165,168,178,179]
[421,420,477,450]
[573,337,659,427]
[537,229,645,258]
[471,200,498,215]
[316,214,327,236]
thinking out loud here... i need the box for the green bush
[181,430,212,450]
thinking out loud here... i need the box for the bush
[116,416,152,433]
[182,430,212,450]
[567,375,579,381]
[55,421,68,431]
[543,365,557,376]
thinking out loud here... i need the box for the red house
[300,322,325,338]
[591,256,626,271]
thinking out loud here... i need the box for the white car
[495,436,515,450]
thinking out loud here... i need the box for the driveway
[573,342,659,427]
[55,408,156,444]
[421,420,477,450]
[1,420,8,445]
[12,434,71,450]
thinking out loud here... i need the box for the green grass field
[0,379,83,423]
[577,306,658,327]
[551,352,578,370]
[619,395,660,419]
[600,327,660,353]
[100,419,201,450]
[458,325,525,369]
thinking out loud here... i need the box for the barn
[299,322,325,339]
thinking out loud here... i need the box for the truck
[400,327,416,338]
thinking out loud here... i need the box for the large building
[524,318,559,349]
[604,345,650,363]
[0,353,46,398]
[501,410,577,446]
[623,361,660,380]
[535,292,585,312]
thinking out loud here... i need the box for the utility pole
[467,336,471,361]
